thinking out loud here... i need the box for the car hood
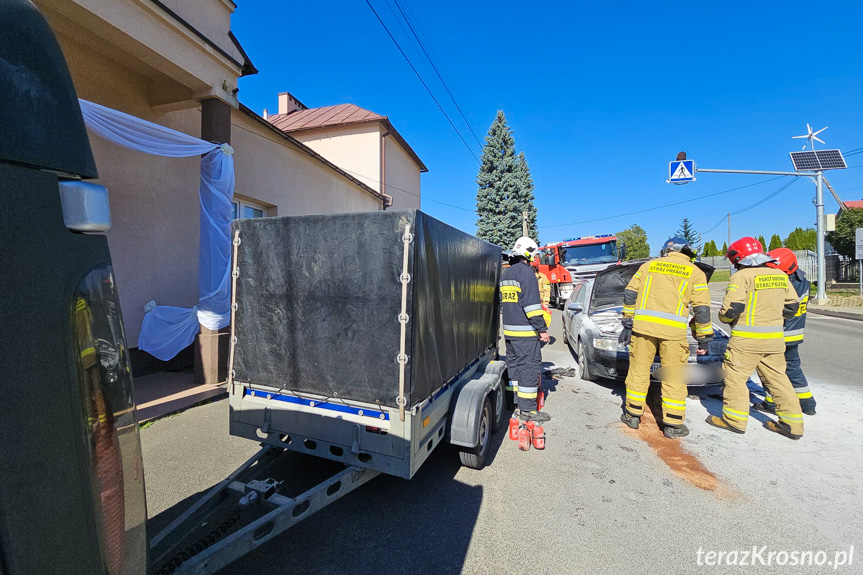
[589,259,715,314]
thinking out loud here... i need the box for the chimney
[263,108,268,120]
[277,91,308,115]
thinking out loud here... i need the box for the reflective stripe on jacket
[501,261,547,339]
[784,269,809,344]
[720,266,798,353]
[622,252,712,341]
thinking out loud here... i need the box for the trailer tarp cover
[232,210,501,408]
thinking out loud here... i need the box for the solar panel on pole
[789,149,847,171]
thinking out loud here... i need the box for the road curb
[808,308,863,322]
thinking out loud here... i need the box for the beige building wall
[291,125,382,192]
[45,22,384,348]
[231,112,384,216]
[54,30,203,348]
[385,137,422,210]
[158,0,243,63]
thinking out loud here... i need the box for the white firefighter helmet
[508,236,539,260]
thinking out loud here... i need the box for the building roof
[268,104,428,172]
[845,199,863,209]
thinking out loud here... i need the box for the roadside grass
[709,270,730,283]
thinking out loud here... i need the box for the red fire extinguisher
[532,424,545,450]
[508,416,520,441]
[518,421,533,451]
[537,379,545,411]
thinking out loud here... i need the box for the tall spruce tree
[476,111,538,247]
[676,217,702,255]
[757,235,767,251]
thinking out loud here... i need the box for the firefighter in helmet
[750,248,816,416]
[619,237,713,439]
[501,236,551,422]
[531,257,553,328]
[709,237,804,439]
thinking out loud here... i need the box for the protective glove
[618,317,633,346]
[696,335,713,356]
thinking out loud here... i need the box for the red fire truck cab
[535,234,625,308]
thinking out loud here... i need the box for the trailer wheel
[459,397,491,470]
[490,387,504,433]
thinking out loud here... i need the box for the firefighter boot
[620,411,640,430]
[705,415,745,434]
[663,424,689,439]
[751,399,776,414]
[764,420,802,440]
[520,410,551,423]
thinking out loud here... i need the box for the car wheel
[563,320,571,348]
[459,397,491,470]
[577,340,597,381]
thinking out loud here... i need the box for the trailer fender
[449,361,506,448]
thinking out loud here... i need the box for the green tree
[701,240,714,256]
[784,227,817,251]
[721,241,728,255]
[676,217,702,255]
[707,240,720,256]
[827,208,863,259]
[617,224,650,260]
[757,235,767,251]
[768,234,783,251]
[475,111,538,247]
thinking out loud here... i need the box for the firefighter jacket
[622,251,713,341]
[535,271,551,307]
[784,269,809,345]
[501,260,548,339]
[719,266,799,353]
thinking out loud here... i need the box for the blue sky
[232,0,863,253]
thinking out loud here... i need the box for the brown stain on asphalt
[621,409,722,494]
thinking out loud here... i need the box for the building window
[231,199,267,220]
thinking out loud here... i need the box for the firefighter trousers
[505,338,542,413]
[624,333,689,427]
[759,344,816,413]
[723,343,804,435]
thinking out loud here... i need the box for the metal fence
[699,250,818,277]
[826,254,861,283]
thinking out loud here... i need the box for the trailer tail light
[72,265,148,575]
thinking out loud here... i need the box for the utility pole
[727,212,731,248]
[522,211,529,237]
[815,171,827,301]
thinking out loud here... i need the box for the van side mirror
[567,302,583,313]
[619,242,627,261]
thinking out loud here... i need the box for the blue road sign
[668,159,696,183]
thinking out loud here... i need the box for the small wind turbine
[792,123,828,150]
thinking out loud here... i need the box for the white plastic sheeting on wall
[79,99,235,361]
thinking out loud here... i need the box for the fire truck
[535,234,625,307]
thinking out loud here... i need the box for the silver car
[561,260,729,385]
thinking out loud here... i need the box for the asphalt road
[708,282,863,391]
[141,306,863,575]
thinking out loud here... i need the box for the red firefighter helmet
[766,247,798,275]
[726,236,763,265]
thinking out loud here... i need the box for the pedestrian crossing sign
[668,159,696,184]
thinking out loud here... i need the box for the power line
[731,178,798,216]
[364,0,481,164]
[539,176,787,229]
[702,213,728,236]
[391,0,485,149]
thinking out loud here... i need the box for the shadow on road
[147,425,511,575]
